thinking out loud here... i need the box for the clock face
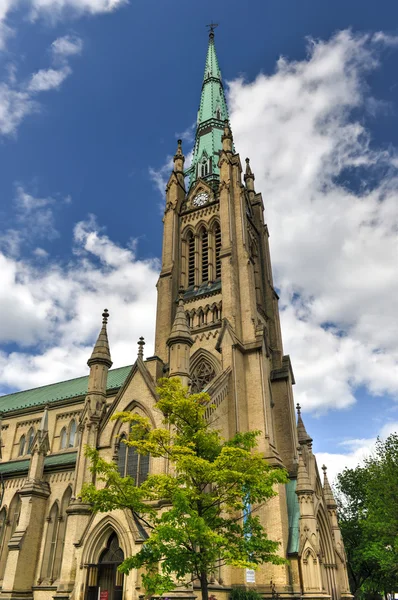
[193,192,209,207]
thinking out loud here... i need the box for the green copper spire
[187,28,230,188]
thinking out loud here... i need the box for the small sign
[246,569,255,583]
[100,591,109,600]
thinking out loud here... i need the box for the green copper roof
[187,32,229,188]
[0,452,77,476]
[0,365,132,414]
[286,478,300,554]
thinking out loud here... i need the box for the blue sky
[0,0,397,479]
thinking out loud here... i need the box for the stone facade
[0,31,352,600]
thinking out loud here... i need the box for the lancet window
[117,433,150,486]
[60,419,78,450]
[40,486,71,583]
[0,494,21,580]
[18,434,26,456]
[26,427,35,455]
[200,157,209,178]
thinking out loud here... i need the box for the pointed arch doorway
[86,532,124,600]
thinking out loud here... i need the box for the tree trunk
[200,571,209,600]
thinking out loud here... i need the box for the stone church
[0,29,351,600]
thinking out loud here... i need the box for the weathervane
[206,22,219,37]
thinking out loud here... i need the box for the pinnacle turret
[296,403,313,446]
[167,290,193,348]
[174,139,185,173]
[322,465,337,508]
[87,309,113,369]
[296,448,313,494]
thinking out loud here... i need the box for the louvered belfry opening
[215,224,221,279]
[201,228,209,283]
[188,232,195,287]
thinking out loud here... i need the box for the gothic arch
[82,515,132,567]
[110,399,156,448]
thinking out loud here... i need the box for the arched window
[200,158,209,178]
[68,420,76,447]
[41,502,59,582]
[187,231,195,288]
[27,427,35,455]
[201,227,209,283]
[53,487,71,581]
[18,434,26,456]
[0,494,21,580]
[117,433,149,486]
[214,223,221,279]
[190,358,217,393]
[40,485,72,583]
[60,427,67,450]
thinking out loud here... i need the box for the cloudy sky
[0,0,397,480]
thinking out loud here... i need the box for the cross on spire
[206,22,218,38]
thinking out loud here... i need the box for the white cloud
[316,421,398,482]
[0,33,82,135]
[0,215,159,390]
[227,30,398,414]
[149,156,174,197]
[51,34,83,59]
[0,0,127,40]
[28,66,71,92]
[0,84,36,135]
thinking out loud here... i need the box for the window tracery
[190,358,217,393]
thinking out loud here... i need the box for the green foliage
[81,378,288,599]
[230,587,263,600]
[336,433,398,599]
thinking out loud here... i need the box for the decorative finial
[206,22,218,38]
[296,403,301,416]
[322,464,327,475]
[102,309,109,324]
[178,286,185,302]
[137,336,145,359]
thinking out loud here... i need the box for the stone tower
[154,28,351,598]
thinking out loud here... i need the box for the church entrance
[86,532,124,600]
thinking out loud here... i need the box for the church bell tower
[154,26,298,474]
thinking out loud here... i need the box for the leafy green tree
[81,378,288,600]
[336,433,398,599]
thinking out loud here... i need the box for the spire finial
[87,308,113,368]
[322,464,327,474]
[137,336,145,359]
[296,403,301,416]
[206,22,218,39]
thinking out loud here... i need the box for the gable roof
[0,365,132,415]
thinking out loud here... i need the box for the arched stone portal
[86,532,124,600]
